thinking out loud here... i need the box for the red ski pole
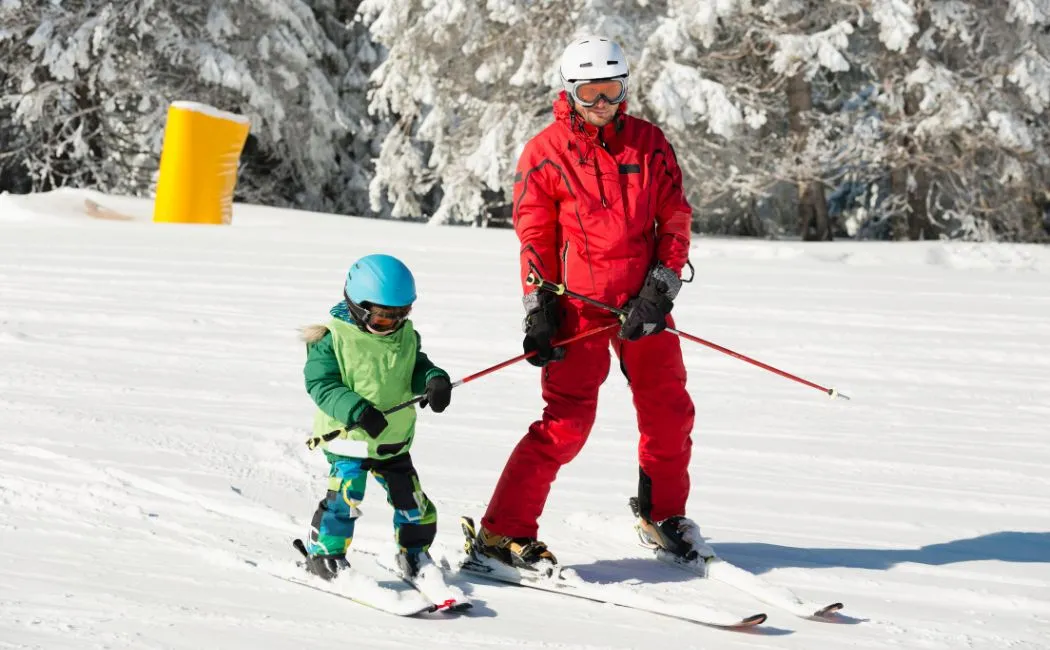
[450,322,618,388]
[526,274,850,401]
[307,323,618,449]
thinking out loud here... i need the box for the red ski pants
[482,308,695,538]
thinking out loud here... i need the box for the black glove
[522,290,564,367]
[355,404,388,438]
[420,375,452,413]
[619,264,682,341]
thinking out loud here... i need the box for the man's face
[570,77,625,128]
[574,98,618,128]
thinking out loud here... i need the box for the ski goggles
[570,78,627,107]
[345,292,411,334]
[364,303,411,333]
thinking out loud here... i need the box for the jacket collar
[552,90,627,143]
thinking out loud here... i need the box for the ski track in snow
[1,189,1049,649]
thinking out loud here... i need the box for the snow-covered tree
[644,0,1050,241]
[357,0,589,224]
[355,0,870,235]
[2,0,1047,241]
[863,0,1050,241]
[0,0,369,212]
[636,0,865,238]
[311,0,385,214]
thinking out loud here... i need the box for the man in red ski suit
[476,37,711,569]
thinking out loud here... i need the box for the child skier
[299,253,453,583]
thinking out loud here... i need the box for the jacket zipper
[592,155,609,208]
[561,240,570,288]
[599,131,610,208]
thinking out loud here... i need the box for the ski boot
[629,497,716,563]
[394,549,435,579]
[393,549,473,612]
[474,525,557,571]
[293,538,350,581]
[304,553,351,581]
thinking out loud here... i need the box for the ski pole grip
[525,273,565,295]
[305,394,427,449]
[306,429,344,450]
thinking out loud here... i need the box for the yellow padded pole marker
[154,101,250,225]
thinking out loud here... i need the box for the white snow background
[1,189,1049,649]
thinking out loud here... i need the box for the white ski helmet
[559,36,630,96]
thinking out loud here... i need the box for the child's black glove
[420,375,452,413]
[356,405,388,438]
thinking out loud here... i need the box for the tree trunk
[787,72,831,241]
[889,10,934,241]
[890,87,934,240]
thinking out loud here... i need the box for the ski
[626,498,843,619]
[283,538,437,616]
[645,546,844,619]
[373,551,473,613]
[455,516,766,630]
[623,501,843,620]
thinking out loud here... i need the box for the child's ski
[373,551,473,612]
[282,538,437,616]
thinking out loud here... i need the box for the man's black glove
[522,290,564,367]
[420,375,452,413]
[619,264,682,341]
[355,404,388,438]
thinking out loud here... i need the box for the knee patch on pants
[372,454,438,552]
[340,483,364,519]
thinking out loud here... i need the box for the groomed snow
[1,189,1048,649]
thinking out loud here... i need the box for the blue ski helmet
[344,254,416,307]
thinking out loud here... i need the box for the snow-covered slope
[2,189,1048,649]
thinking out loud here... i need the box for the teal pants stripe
[308,453,437,557]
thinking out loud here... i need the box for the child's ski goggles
[345,291,411,334]
[364,303,411,333]
[569,77,627,107]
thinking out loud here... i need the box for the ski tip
[733,613,767,628]
[292,538,309,558]
[433,598,473,613]
[814,602,844,618]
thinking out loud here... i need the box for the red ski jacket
[513,92,692,309]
